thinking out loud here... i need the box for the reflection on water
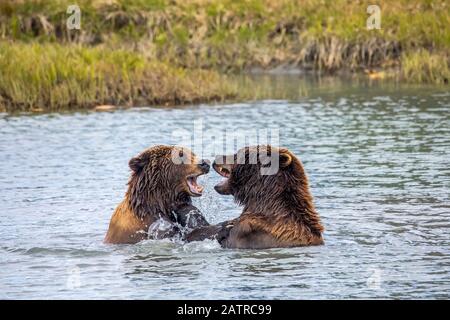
[0,76,449,299]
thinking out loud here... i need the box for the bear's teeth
[218,167,231,177]
[187,176,203,195]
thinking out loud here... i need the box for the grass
[0,43,236,112]
[1,0,448,70]
[401,50,450,84]
[0,0,448,111]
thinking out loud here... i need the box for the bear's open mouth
[216,166,231,178]
[213,164,231,189]
[186,174,204,196]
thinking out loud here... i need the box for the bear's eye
[177,149,188,163]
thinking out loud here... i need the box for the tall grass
[0,0,448,74]
[0,0,448,111]
[0,43,236,112]
[401,50,449,84]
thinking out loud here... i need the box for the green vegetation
[0,0,448,111]
[0,43,236,112]
[401,50,450,85]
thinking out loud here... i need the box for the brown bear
[104,145,211,244]
[186,145,324,249]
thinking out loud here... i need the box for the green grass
[0,0,448,111]
[0,0,450,60]
[401,50,450,84]
[0,42,236,112]
[1,1,448,70]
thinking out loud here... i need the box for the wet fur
[187,145,324,249]
[105,145,209,244]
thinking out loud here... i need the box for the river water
[0,76,449,299]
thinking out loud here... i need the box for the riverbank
[0,43,236,112]
[0,0,448,111]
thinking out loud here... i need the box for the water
[0,76,449,299]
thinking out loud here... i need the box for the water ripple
[0,79,449,299]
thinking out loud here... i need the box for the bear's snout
[199,159,210,173]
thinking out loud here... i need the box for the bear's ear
[279,149,292,168]
[129,154,146,173]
